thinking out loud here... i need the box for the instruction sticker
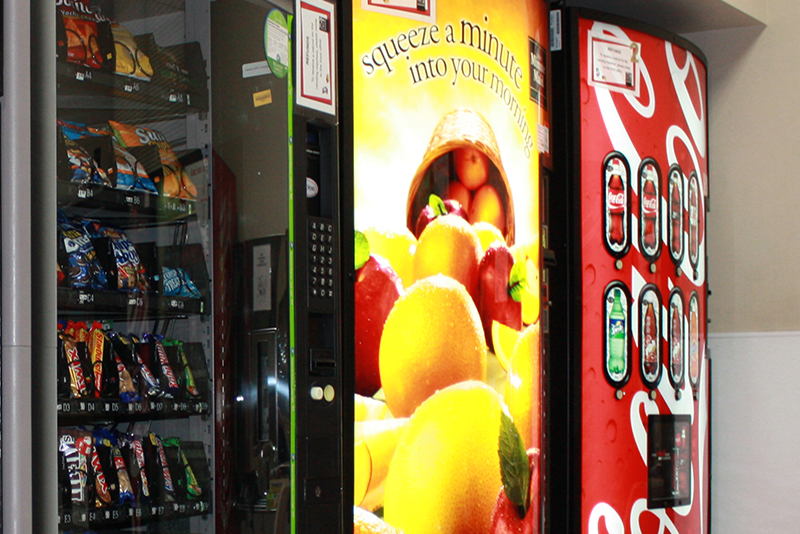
[264,10,290,79]
[588,32,640,97]
[296,0,336,115]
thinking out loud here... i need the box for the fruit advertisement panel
[351,0,547,532]
[576,14,710,534]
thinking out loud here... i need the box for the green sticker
[264,9,289,79]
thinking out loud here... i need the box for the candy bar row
[58,321,208,413]
[58,428,210,529]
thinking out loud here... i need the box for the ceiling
[554,0,765,35]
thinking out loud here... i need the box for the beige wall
[687,2,800,333]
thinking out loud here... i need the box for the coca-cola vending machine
[545,8,711,534]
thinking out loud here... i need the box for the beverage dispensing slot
[308,314,336,377]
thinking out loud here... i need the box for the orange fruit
[505,322,541,450]
[413,215,482,298]
[383,381,505,534]
[470,184,505,235]
[453,146,490,190]
[362,227,418,289]
[379,274,487,418]
[354,506,402,534]
[447,179,472,214]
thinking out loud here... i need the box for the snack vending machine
[348,0,549,531]
[545,8,711,534]
[38,0,346,532]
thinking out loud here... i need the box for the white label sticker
[242,60,272,79]
[253,244,272,312]
[589,33,640,96]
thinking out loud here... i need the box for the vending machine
[38,0,347,532]
[545,8,711,534]
[347,0,549,532]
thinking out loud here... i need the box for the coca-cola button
[675,389,682,401]
[615,389,624,400]
[649,263,656,274]
[615,259,623,270]
[649,390,658,400]
[676,267,682,278]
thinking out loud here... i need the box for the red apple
[355,255,404,396]
[478,243,522,349]
[491,448,540,534]
[454,146,490,190]
[414,196,468,238]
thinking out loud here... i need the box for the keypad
[309,220,335,299]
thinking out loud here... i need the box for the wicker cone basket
[405,108,515,245]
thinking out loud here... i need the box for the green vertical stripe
[287,12,297,534]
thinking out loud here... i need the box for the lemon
[354,418,410,511]
[473,221,506,254]
[379,274,487,418]
[362,227,418,288]
[383,381,505,534]
[504,322,541,450]
[491,320,522,372]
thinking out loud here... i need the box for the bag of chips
[60,119,158,194]
[58,213,108,290]
[112,23,153,80]
[108,120,197,199]
[58,0,114,71]
[84,221,150,292]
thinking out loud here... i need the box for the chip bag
[112,23,153,80]
[108,120,197,199]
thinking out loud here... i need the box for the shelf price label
[75,70,93,82]
[123,82,140,93]
[76,187,94,199]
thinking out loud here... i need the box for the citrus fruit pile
[354,151,541,533]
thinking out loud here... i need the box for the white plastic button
[323,385,335,402]
[310,386,324,401]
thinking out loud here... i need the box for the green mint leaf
[355,230,370,270]
[429,194,447,217]
[498,410,530,516]
[508,260,527,303]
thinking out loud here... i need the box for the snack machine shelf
[57,61,208,117]
[57,181,197,222]
[57,287,207,317]
[60,496,212,532]
[57,395,211,422]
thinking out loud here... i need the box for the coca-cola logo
[642,195,658,213]
[607,190,625,209]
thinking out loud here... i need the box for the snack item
[59,332,90,398]
[112,23,153,80]
[91,441,115,507]
[127,434,151,503]
[162,266,201,298]
[58,214,109,290]
[143,333,181,398]
[59,430,94,507]
[84,222,150,292]
[149,433,176,503]
[164,438,202,498]
[112,445,136,505]
[63,137,111,186]
[165,339,200,398]
[59,0,114,70]
[60,119,158,194]
[108,120,197,199]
